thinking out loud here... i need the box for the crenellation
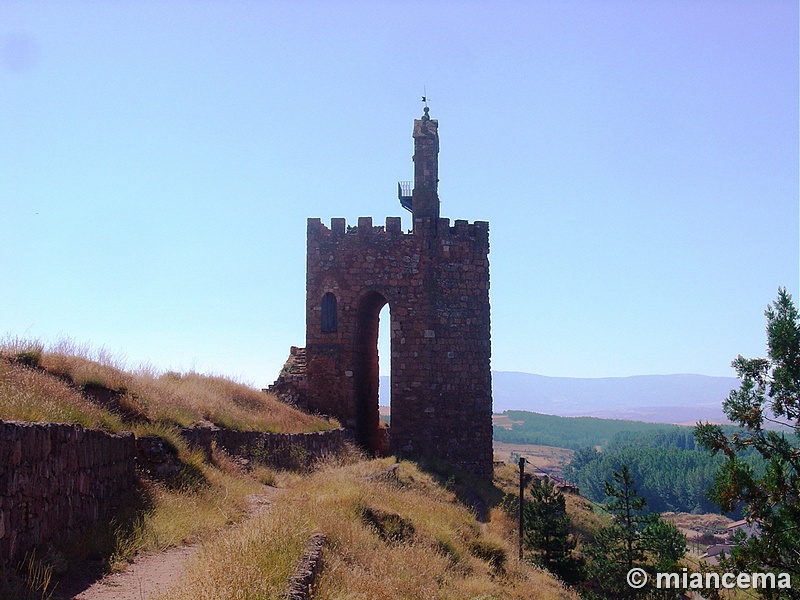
[307,217,324,235]
[331,217,346,235]
[310,216,488,249]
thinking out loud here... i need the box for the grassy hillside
[1,339,588,598]
[0,337,343,597]
[161,458,580,600]
[0,338,332,433]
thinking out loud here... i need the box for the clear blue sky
[2,1,797,389]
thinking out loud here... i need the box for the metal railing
[397,181,412,212]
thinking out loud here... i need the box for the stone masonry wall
[0,420,137,567]
[180,426,346,470]
[266,346,308,411]
[1,420,344,569]
[305,216,493,478]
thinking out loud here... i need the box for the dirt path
[70,544,200,600]
[57,487,283,600]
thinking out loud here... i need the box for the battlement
[307,216,489,246]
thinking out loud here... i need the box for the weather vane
[421,86,429,108]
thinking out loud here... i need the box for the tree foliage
[494,410,676,450]
[583,465,685,599]
[564,445,742,514]
[695,288,800,592]
[598,465,652,573]
[523,476,583,585]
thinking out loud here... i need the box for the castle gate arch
[353,290,389,455]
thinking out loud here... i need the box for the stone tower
[304,109,493,478]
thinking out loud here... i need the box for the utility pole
[518,457,525,561]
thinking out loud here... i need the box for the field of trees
[563,437,731,514]
[492,412,766,515]
[493,410,686,450]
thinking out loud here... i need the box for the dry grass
[661,512,735,532]
[0,337,332,433]
[86,435,265,572]
[563,493,608,551]
[0,357,124,430]
[112,464,264,567]
[492,442,573,476]
[89,433,270,576]
[37,338,134,390]
[139,370,330,433]
[161,459,579,600]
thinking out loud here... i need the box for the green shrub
[358,505,416,544]
[468,537,507,573]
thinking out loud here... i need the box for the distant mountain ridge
[380,371,740,425]
[492,371,740,423]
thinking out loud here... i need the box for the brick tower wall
[305,215,493,478]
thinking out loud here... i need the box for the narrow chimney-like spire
[412,106,439,231]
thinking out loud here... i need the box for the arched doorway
[354,290,390,455]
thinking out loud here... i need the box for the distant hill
[491,371,738,423]
[380,371,739,425]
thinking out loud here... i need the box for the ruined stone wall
[305,216,493,478]
[180,426,346,470]
[267,346,308,410]
[1,420,343,567]
[0,420,136,567]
